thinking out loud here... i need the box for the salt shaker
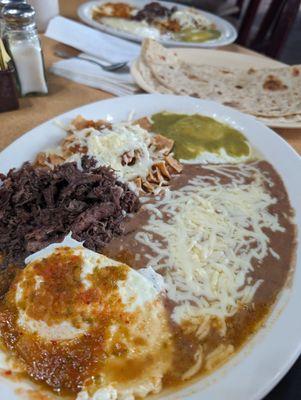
[3,3,48,96]
[0,0,26,37]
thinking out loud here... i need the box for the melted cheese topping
[70,123,153,181]
[136,163,285,330]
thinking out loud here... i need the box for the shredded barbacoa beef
[133,2,177,23]
[0,156,140,268]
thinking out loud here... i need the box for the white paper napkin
[45,16,141,96]
[50,54,139,96]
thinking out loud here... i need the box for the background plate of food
[0,94,300,400]
[131,39,301,129]
[78,0,237,47]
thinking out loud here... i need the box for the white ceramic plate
[131,48,301,129]
[78,0,237,48]
[0,95,300,400]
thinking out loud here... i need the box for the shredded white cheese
[74,123,153,181]
[135,163,285,329]
[47,122,156,182]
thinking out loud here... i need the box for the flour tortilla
[257,114,301,125]
[139,39,235,103]
[140,39,301,118]
[136,58,172,94]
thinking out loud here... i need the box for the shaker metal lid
[3,3,35,26]
[0,0,27,12]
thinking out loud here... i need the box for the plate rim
[77,0,238,48]
[0,94,300,400]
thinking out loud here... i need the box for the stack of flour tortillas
[135,39,301,125]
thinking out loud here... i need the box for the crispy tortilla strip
[141,179,155,193]
[134,117,152,131]
[35,152,65,168]
[165,155,183,173]
[153,165,167,185]
[72,115,111,130]
[147,169,158,184]
[152,134,174,155]
[48,154,65,166]
[134,177,142,191]
[35,152,47,167]
[153,161,171,179]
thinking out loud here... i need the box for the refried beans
[102,160,296,387]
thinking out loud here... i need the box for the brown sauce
[0,249,163,394]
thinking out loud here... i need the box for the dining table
[0,1,300,399]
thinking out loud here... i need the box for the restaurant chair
[234,0,245,18]
[237,0,301,58]
[166,0,239,16]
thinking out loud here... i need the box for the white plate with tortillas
[131,40,301,129]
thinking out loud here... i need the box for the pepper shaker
[0,38,19,112]
[0,0,26,37]
[3,3,48,96]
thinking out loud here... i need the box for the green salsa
[151,112,250,161]
[177,28,221,43]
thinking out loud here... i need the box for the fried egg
[100,18,161,40]
[0,241,172,400]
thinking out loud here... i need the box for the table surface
[0,1,300,399]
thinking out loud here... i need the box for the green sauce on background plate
[177,28,221,43]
